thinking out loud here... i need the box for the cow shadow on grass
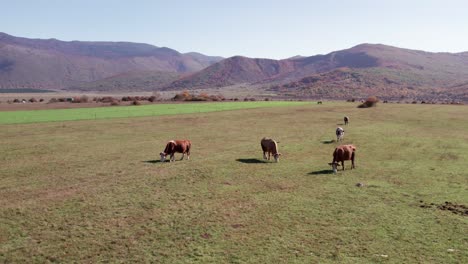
[236,158,268,164]
[143,160,162,164]
[308,169,334,175]
[321,140,335,144]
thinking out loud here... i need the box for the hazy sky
[3,0,468,59]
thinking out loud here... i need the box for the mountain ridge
[0,32,223,89]
[163,43,468,101]
[1,33,467,101]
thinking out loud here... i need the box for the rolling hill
[0,32,222,90]
[1,32,467,101]
[165,44,468,101]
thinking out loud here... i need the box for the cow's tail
[187,141,191,155]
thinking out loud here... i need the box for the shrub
[13,99,20,103]
[98,97,117,103]
[132,100,141,105]
[152,92,162,101]
[48,98,58,103]
[173,92,192,101]
[172,91,226,102]
[358,96,379,108]
[39,98,44,102]
[264,98,270,101]
[29,98,37,103]
[110,101,120,106]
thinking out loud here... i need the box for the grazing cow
[328,144,356,173]
[160,140,191,162]
[336,127,345,142]
[317,101,323,104]
[261,138,281,162]
[344,116,349,125]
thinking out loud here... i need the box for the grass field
[0,101,307,124]
[0,102,467,263]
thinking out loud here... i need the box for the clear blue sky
[3,0,468,59]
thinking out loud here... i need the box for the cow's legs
[268,152,271,160]
[170,154,175,162]
[351,153,355,169]
[263,152,267,160]
[342,161,345,171]
[187,152,190,160]
[180,153,185,160]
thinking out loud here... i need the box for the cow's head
[160,152,167,162]
[274,153,282,162]
[328,162,341,173]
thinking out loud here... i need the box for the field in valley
[0,101,467,263]
[0,101,306,124]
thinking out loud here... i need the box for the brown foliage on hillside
[358,96,379,108]
[172,91,225,101]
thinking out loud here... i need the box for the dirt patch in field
[419,201,468,216]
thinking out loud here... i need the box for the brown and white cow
[160,140,191,162]
[344,116,349,125]
[328,144,356,173]
[261,138,281,162]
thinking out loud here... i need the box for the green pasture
[0,102,467,263]
[0,101,308,124]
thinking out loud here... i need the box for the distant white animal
[336,127,345,142]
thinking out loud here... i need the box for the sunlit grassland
[0,101,308,124]
[0,102,467,263]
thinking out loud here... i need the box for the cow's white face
[328,162,340,173]
[160,152,166,162]
[274,153,281,162]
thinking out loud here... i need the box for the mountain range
[1,32,467,101]
[0,32,222,90]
